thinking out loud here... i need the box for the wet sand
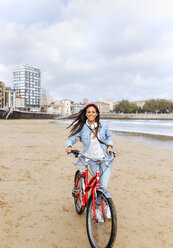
[0,120,172,248]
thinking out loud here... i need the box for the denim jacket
[66,121,113,166]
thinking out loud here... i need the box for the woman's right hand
[66,146,72,154]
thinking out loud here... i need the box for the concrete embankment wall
[1,108,173,120]
[0,109,5,118]
[100,113,173,120]
[0,109,59,119]
[8,111,59,119]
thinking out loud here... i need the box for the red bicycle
[71,150,117,248]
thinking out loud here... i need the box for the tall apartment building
[0,81,6,108]
[13,64,41,109]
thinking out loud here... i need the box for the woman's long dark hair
[67,104,100,138]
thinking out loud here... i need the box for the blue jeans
[90,161,113,189]
[90,161,113,206]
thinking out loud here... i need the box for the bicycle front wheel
[86,191,117,248]
[73,170,85,215]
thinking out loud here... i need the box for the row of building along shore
[0,64,115,115]
[1,64,173,119]
[0,63,142,116]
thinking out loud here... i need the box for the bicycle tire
[86,191,117,248]
[73,170,85,215]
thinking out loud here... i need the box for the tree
[129,102,139,113]
[143,99,173,113]
[114,100,130,113]
[138,106,143,113]
[171,102,173,112]
[156,99,172,113]
[114,100,138,113]
[114,99,173,114]
[143,99,158,113]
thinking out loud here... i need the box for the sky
[0,0,173,103]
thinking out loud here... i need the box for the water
[104,119,173,149]
[53,119,173,149]
[106,119,173,137]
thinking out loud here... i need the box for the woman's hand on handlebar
[66,146,72,154]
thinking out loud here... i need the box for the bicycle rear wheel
[73,170,85,215]
[86,191,117,248]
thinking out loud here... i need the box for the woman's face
[85,106,98,123]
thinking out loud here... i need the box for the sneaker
[96,209,104,222]
[104,205,111,219]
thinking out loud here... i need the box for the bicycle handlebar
[71,149,80,157]
[71,149,116,162]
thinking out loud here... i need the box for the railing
[2,108,13,119]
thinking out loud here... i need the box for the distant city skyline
[0,0,173,102]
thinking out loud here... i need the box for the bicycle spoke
[87,192,116,248]
[89,202,111,246]
[73,170,85,215]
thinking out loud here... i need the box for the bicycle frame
[72,150,115,221]
[75,162,102,220]
[71,150,117,247]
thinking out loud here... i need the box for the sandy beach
[0,119,172,248]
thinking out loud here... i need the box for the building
[60,99,71,115]
[48,99,72,115]
[47,100,71,115]
[13,64,41,109]
[82,98,89,105]
[94,101,110,114]
[5,87,16,108]
[99,98,114,112]
[40,91,54,112]
[49,101,62,114]
[0,81,6,108]
[71,103,85,114]
[15,95,25,110]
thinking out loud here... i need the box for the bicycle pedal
[72,187,78,197]
[72,189,76,197]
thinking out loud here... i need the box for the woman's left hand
[107,146,114,154]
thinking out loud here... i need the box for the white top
[85,132,105,160]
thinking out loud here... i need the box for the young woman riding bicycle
[66,104,115,217]
[66,103,117,247]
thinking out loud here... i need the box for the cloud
[0,0,173,102]
[0,0,65,25]
[0,64,10,83]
